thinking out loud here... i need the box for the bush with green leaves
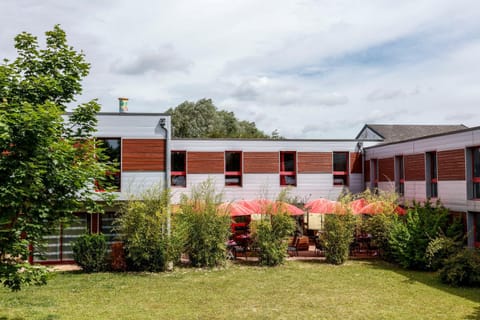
[177,180,230,268]
[252,213,295,266]
[439,248,480,286]
[388,201,457,270]
[426,235,463,271]
[116,186,183,272]
[362,214,397,261]
[323,213,357,265]
[72,233,108,273]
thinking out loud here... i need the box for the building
[33,111,480,264]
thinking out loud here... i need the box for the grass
[1,260,479,320]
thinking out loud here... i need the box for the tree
[166,98,271,138]
[0,25,115,290]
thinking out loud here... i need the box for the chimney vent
[118,97,128,112]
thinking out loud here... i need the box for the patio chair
[287,236,299,256]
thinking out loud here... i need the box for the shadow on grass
[0,316,59,320]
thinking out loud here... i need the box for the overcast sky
[1,1,479,138]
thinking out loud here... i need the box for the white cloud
[1,0,480,137]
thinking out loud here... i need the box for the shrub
[116,186,183,272]
[323,214,356,265]
[388,201,453,270]
[72,233,108,273]
[439,248,480,286]
[178,180,230,268]
[253,213,295,266]
[362,214,397,261]
[426,235,463,271]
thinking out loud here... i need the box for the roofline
[173,138,380,142]
[354,124,385,140]
[364,125,480,149]
[64,112,170,116]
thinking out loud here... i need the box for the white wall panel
[404,181,427,203]
[119,172,166,200]
[438,181,467,210]
[378,182,396,193]
[96,114,169,138]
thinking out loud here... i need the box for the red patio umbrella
[236,199,303,215]
[357,200,406,215]
[305,198,345,214]
[218,202,253,216]
[349,198,369,215]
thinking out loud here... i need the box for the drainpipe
[159,117,173,270]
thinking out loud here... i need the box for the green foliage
[439,248,480,286]
[0,25,115,290]
[177,180,230,268]
[116,186,182,272]
[166,98,270,138]
[362,214,397,260]
[388,201,454,270]
[72,233,108,273]
[426,235,463,271]
[323,214,357,265]
[253,213,296,266]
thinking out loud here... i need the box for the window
[280,151,296,186]
[171,151,186,187]
[371,159,378,189]
[395,156,405,196]
[97,138,121,191]
[225,151,242,186]
[333,152,349,186]
[473,147,480,199]
[426,152,438,198]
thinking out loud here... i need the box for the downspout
[160,117,173,270]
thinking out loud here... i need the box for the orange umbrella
[357,201,406,215]
[305,198,344,214]
[237,199,303,215]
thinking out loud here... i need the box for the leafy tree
[0,25,115,290]
[166,98,271,138]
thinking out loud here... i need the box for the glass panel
[101,213,117,245]
[475,214,480,243]
[62,215,88,260]
[333,152,348,172]
[474,148,480,178]
[172,151,186,172]
[398,183,404,196]
[225,175,241,186]
[431,182,438,198]
[171,175,186,187]
[225,152,241,172]
[398,157,404,179]
[33,229,61,262]
[98,138,121,190]
[474,182,480,199]
[281,152,295,172]
[333,175,347,186]
[280,175,296,186]
[431,152,437,179]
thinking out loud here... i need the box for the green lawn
[1,260,479,320]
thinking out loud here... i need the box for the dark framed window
[395,156,405,196]
[371,159,378,189]
[333,152,349,186]
[475,214,480,248]
[280,151,296,186]
[426,151,438,198]
[473,147,480,199]
[171,151,186,187]
[225,151,242,186]
[97,138,121,191]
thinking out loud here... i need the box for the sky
[1,0,480,139]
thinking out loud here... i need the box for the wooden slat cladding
[405,154,425,181]
[187,152,224,174]
[122,139,165,171]
[438,149,465,181]
[378,158,394,182]
[298,152,332,173]
[364,160,370,181]
[244,152,279,173]
[350,152,362,174]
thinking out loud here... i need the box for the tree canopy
[166,98,278,139]
[0,25,115,290]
